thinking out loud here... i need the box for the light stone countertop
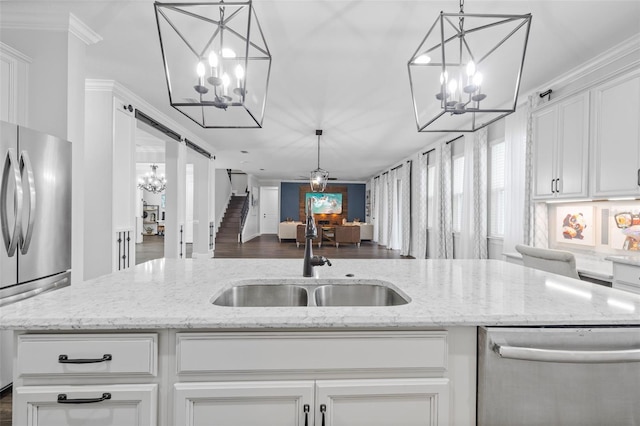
[1,258,640,330]
[606,255,640,267]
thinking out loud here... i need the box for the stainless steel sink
[211,279,410,307]
[314,284,409,306]
[212,284,308,307]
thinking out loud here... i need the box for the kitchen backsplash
[548,200,640,256]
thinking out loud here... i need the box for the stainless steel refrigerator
[1,121,72,305]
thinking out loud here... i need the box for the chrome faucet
[303,198,331,277]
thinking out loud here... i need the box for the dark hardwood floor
[0,387,10,426]
[214,234,409,259]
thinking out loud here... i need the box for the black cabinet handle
[58,354,112,364]
[637,168,639,186]
[555,178,560,194]
[320,403,327,426]
[57,392,111,404]
[551,179,555,193]
[304,404,310,426]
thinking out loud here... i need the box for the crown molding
[530,33,640,96]
[1,11,101,46]
[69,13,102,45]
[0,42,33,63]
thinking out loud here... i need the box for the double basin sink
[212,279,410,307]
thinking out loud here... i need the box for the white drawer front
[177,331,447,375]
[17,333,157,377]
[14,384,158,426]
[614,263,640,286]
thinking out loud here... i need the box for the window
[427,163,436,229]
[452,154,465,233]
[489,140,505,237]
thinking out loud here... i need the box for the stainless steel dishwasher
[478,326,640,426]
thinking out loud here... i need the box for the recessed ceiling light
[240,150,249,154]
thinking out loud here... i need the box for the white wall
[230,172,248,194]
[214,168,232,232]
[241,175,261,242]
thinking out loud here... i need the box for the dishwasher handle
[493,341,640,363]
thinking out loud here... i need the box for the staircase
[215,195,246,243]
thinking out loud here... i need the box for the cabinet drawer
[14,384,157,426]
[613,263,640,286]
[17,333,157,377]
[176,331,447,375]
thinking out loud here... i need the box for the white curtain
[503,99,530,254]
[471,128,488,259]
[378,172,388,245]
[400,161,412,256]
[386,168,397,249]
[416,154,429,259]
[437,142,454,259]
[371,177,378,242]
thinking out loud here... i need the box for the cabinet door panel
[316,378,449,426]
[591,71,640,197]
[557,93,589,198]
[532,106,557,199]
[14,384,157,426]
[174,381,314,426]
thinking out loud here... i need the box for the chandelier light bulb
[222,73,230,88]
[466,60,476,77]
[473,72,484,86]
[448,78,458,95]
[415,54,431,64]
[208,51,218,68]
[196,61,206,78]
[235,64,245,80]
[440,71,448,85]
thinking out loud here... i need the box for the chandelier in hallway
[310,130,329,193]
[138,164,167,194]
[154,1,272,128]
[408,0,532,132]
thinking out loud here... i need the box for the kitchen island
[2,258,640,426]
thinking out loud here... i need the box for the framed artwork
[609,205,640,251]
[161,194,166,208]
[556,205,595,246]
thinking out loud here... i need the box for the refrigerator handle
[19,150,36,254]
[1,148,23,256]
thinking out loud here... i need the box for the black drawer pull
[58,354,112,364]
[57,392,111,404]
[304,404,310,426]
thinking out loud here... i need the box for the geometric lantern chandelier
[310,130,329,193]
[137,164,167,194]
[408,0,532,132]
[154,1,272,128]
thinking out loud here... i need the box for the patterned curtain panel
[386,168,397,249]
[416,154,429,259]
[472,128,488,259]
[378,173,388,245]
[400,161,412,256]
[437,142,454,258]
[523,94,535,246]
[371,177,378,242]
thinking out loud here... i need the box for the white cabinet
[612,262,640,294]
[174,331,454,426]
[174,381,314,426]
[316,378,449,426]
[590,69,640,198]
[532,92,590,200]
[174,379,449,426]
[14,384,157,426]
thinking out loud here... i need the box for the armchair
[335,225,361,247]
[296,224,322,248]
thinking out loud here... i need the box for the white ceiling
[2,0,640,181]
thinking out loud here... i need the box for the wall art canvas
[610,204,640,251]
[556,205,595,246]
[305,193,343,214]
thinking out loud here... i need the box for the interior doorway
[260,186,279,234]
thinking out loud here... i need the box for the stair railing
[239,193,250,243]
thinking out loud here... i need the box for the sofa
[344,222,373,241]
[278,221,302,242]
